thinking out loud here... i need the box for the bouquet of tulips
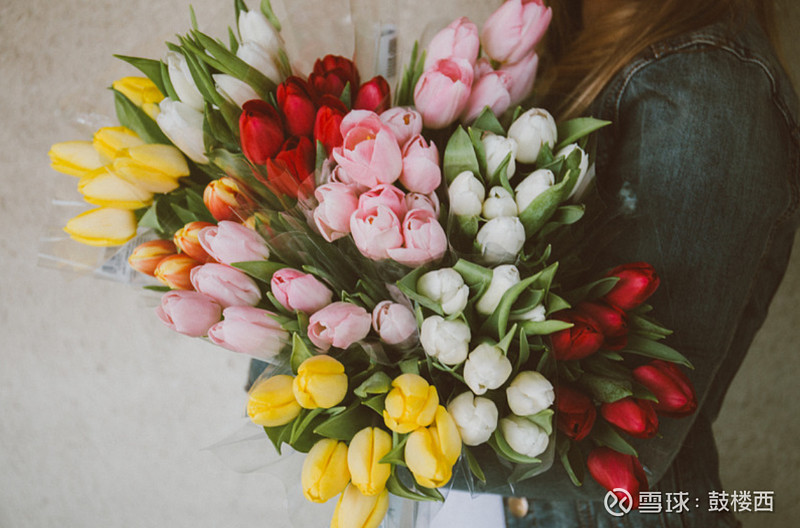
[48,0,700,525]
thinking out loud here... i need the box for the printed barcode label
[376,24,398,80]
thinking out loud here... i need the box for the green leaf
[452,259,492,288]
[399,359,420,375]
[525,409,554,436]
[471,107,506,136]
[339,82,352,109]
[233,260,286,284]
[564,277,620,304]
[488,429,542,465]
[579,373,633,403]
[112,89,170,144]
[189,5,199,30]
[113,55,167,95]
[396,267,444,316]
[159,60,179,101]
[517,169,576,238]
[190,30,276,98]
[386,468,443,502]
[380,434,409,466]
[443,127,481,185]
[362,395,386,416]
[623,336,693,368]
[535,142,554,167]
[260,0,282,31]
[515,329,531,372]
[263,423,293,454]
[546,292,572,314]
[170,203,201,224]
[555,118,611,151]
[354,372,392,398]
[143,285,171,292]
[628,313,673,339]
[463,447,486,483]
[289,408,324,445]
[632,381,659,403]
[509,461,546,484]
[520,319,573,336]
[228,27,239,54]
[591,420,638,457]
[290,333,315,374]
[467,127,488,179]
[557,438,584,487]
[313,404,376,440]
[583,356,632,381]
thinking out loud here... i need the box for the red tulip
[600,397,658,439]
[555,385,596,441]
[587,447,648,508]
[550,311,604,361]
[632,360,697,417]
[276,76,317,138]
[603,262,660,311]
[309,55,360,101]
[265,136,316,198]
[576,301,628,350]
[203,177,256,222]
[173,221,216,263]
[354,76,391,114]
[313,95,348,154]
[239,100,285,165]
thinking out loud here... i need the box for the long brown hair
[540,0,777,119]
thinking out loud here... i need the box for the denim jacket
[504,17,800,528]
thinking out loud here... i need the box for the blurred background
[1,0,798,527]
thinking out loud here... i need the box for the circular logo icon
[604,488,634,517]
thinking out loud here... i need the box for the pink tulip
[400,135,441,194]
[405,192,440,216]
[386,209,447,267]
[270,268,333,314]
[372,301,418,345]
[357,184,407,220]
[190,263,262,307]
[307,302,372,351]
[350,205,404,261]
[207,306,288,360]
[414,58,473,129]
[198,221,270,266]
[481,0,552,64]
[313,183,359,242]
[332,110,403,188]
[423,17,480,69]
[380,107,423,148]
[498,50,540,106]
[155,290,222,337]
[461,70,512,124]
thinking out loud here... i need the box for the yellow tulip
[78,167,153,210]
[113,76,164,119]
[93,126,145,161]
[48,140,105,177]
[382,373,439,434]
[301,438,351,503]
[347,427,392,496]
[63,207,137,246]
[292,355,348,409]
[247,374,302,427]
[330,484,389,528]
[113,144,190,194]
[404,406,462,489]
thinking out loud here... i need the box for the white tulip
[476,216,526,265]
[482,186,518,220]
[213,74,260,108]
[238,9,283,55]
[482,133,518,180]
[420,316,471,365]
[555,144,590,200]
[236,41,281,83]
[500,415,550,458]
[165,51,205,111]
[447,392,498,446]
[417,268,469,315]
[506,371,555,416]
[156,98,208,164]
[510,303,546,322]
[507,108,557,164]
[476,265,520,315]
[463,343,513,395]
[449,171,485,217]
[515,169,555,213]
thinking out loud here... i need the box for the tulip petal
[48,141,105,177]
[63,207,137,246]
[78,168,154,209]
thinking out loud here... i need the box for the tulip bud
[498,50,540,106]
[213,74,260,108]
[372,301,417,346]
[576,301,629,350]
[587,447,649,508]
[507,108,557,164]
[314,95,348,154]
[354,76,392,114]
[112,76,164,118]
[92,126,145,162]
[555,385,597,441]
[203,177,256,222]
[173,221,216,263]
[165,51,204,110]
[420,316,471,365]
[506,371,555,416]
[128,239,177,276]
[476,265,521,315]
[500,415,549,458]
[510,303,546,322]
[348,427,392,496]
[448,171,485,217]
[601,397,659,439]
[603,262,661,311]
[405,406,462,488]
[386,209,448,268]
[481,0,552,64]
[632,360,698,417]
[358,184,408,221]
[155,290,222,337]
[236,41,281,83]
[238,9,283,55]
[399,135,441,194]
[293,355,349,409]
[265,135,316,198]
[112,144,190,194]
[239,100,286,165]
[349,206,404,261]
[190,263,262,307]
[461,70,512,124]
[383,373,439,434]
[414,57,474,130]
[277,76,317,137]
[447,391,498,446]
[302,438,350,503]
[332,111,403,188]
[313,182,359,242]
[515,169,555,213]
[416,268,469,315]
[406,192,440,216]
[77,167,153,210]
[207,306,288,360]
[154,254,201,290]
[423,17,480,69]
[307,302,371,351]
[556,144,590,200]
[247,374,302,427]
[63,207,137,247]
[271,268,333,315]
[463,343,513,395]
[330,484,389,528]
[309,55,360,101]
[380,107,423,148]
[156,98,208,164]
[483,134,518,181]
[550,311,604,361]
[48,141,105,178]
[482,186,518,220]
[197,220,270,266]
[476,216,526,265]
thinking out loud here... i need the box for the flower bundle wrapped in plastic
[48,1,699,524]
